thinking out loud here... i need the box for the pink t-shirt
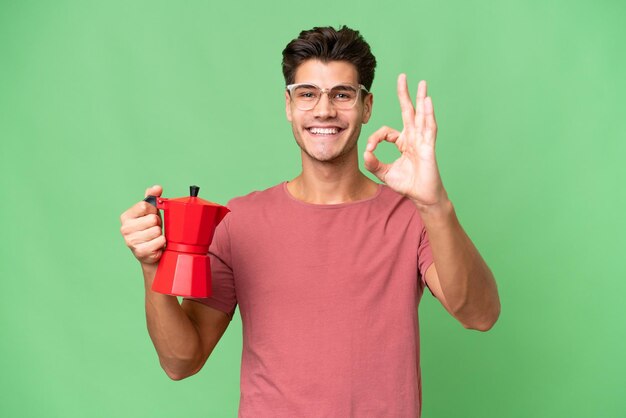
[190,182,434,417]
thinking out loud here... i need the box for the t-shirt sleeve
[185,213,238,320]
[417,223,434,290]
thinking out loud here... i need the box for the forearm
[417,198,500,331]
[142,264,205,379]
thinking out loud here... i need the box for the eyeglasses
[286,83,369,111]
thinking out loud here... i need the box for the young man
[120,26,500,417]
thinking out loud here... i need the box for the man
[120,26,500,417]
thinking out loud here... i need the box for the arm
[121,185,231,380]
[364,75,500,331]
[420,201,500,331]
[142,264,231,379]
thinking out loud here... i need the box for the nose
[313,91,337,119]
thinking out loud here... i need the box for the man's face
[285,60,373,163]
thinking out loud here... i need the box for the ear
[361,93,373,124]
[285,91,293,122]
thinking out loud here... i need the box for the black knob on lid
[190,185,200,197]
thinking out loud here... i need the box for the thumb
[144,184,163,198]
[363,150,389,182]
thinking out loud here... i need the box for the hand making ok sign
[364,74,448,209]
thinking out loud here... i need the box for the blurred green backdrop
[1,0,625,417]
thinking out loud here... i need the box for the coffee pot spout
[216,205,230,224]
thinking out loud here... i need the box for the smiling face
[285,60,373,164]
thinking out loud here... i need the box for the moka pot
[144,185,229,298]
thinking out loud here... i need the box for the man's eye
[332,89,355,101]
[295,88,319,100]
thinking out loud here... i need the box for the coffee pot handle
[144,195,158,207]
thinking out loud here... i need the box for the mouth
[306,127,344,137]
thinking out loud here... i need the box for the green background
[1,0,625,417]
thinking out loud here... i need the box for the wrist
[409,187,450,214]
[413,197,455,225]
[141,262,158,288]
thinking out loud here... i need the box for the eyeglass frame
[286,82,370,111]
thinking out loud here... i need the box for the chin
[301,143,353,163]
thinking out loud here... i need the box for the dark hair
[281,26,377,91]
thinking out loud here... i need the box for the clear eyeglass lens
[292,84,359,110]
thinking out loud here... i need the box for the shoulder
[378,184,407,202]
[226,182,286,213]
[219,182,287,240]
[373,184,427,228]
[376,184,420,212]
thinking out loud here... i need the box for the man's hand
[364,74,447,209]
[120,185,231,380]
[120,185,166,266]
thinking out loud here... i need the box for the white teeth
[309,127,339,135]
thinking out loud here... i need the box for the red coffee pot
[145,185,230,298]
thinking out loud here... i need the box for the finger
[363,149,391,182]
[120,213,162,236]
[133,235,166,263]
[414,80,427,134]
[424,96,438,145]
[397,74,416,130]
[144,184,163,199]
[120,200,159,223]
[124,225,163,249]
[365,126,401,153]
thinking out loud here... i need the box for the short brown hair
[281,26,377,91]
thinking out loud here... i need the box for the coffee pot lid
[167,185,224,206]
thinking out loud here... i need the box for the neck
[287,150,379,204]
